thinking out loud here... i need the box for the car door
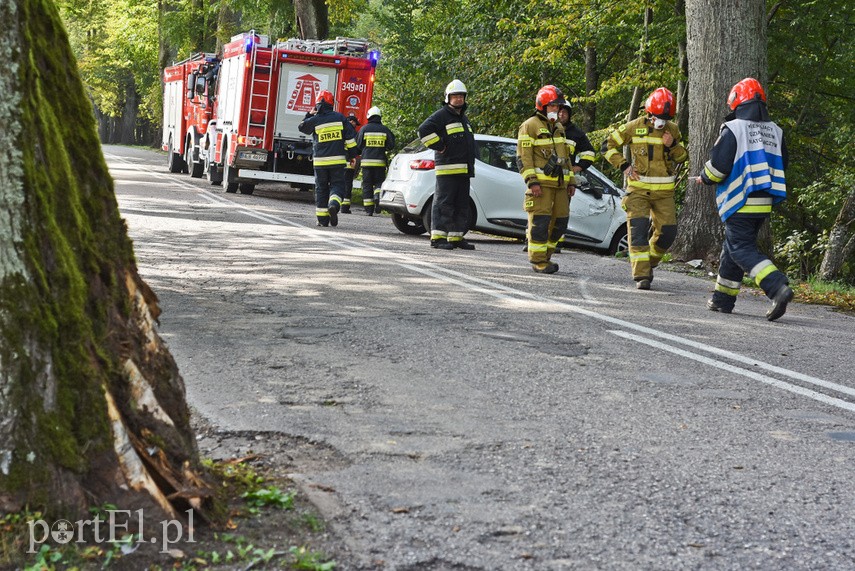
[566,168,621,244]
[469,140,528,229]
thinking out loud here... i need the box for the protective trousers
[362,167,386,212]
[710,214,789,311]
[525,187,569,265]
[622,189,677,281]
[314,167,344,225]
[343,169,355,210]
[431,175,471,243]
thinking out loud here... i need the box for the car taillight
[409,159,435,170]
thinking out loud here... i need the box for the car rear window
[401,138,427,153]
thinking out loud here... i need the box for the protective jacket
[357,116,396,168]
[605,116,687,191]
[298,101,358,168]
[517,112,573,189]
[699,101,788,221]
[563,122,596,171]
[418,104,475,177]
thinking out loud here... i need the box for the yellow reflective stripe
[329,195,342,205]
[637,175,675,184]
[518,134,534,141]
[361,159,386,166]
[715,283,740,296]
[547,240,559,249]
[447,126,464,134]
[364,134,387,146]
[446,122,463,133]
[629,252,650,262]
[529,243,548,253]
[738,205,773,214]
[521,168,536,178]
[316,208,329,216]
[315,121,342,131]
[344,139,357,149]
[431,231,447,239]
[604,148,620,160]
[704,160,726,182]
[421,133,440,146]
[750,260,778,285]
[611,130,624,145]
[532,139,556,147]
[629,180,676,191]
[578,151,596,160]
[314,156,347,166]
[631,136,664,145]
[535,173,560,183]
[436,163,468,175]
[717,276,741,289]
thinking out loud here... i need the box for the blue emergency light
[244,36,254,53]
[369,50,380,67]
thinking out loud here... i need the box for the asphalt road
[106,145,855,570]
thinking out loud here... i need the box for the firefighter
[342,113,361,214]
[604,87,687,289]
[357,106,396,216]
[696,78,793,321]
[517,85,576,274]
[556,101,596,253]
[298,90,358,227]
[417,79,477,250]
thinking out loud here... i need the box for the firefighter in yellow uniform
[517,85,576,274]
[604,87,687,289]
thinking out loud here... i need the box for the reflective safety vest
[713,119,786,221]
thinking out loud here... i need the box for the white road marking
[107,154,855,413]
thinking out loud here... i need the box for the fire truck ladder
[246,32,273,148]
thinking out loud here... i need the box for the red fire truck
[162,31,378,195]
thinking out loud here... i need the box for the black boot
[328,202,340,227]
[431,238,453,250]
[766,286,794,321]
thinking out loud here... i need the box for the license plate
[239,151,267,162]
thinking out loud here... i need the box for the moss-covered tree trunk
[672,0,767,264]
[294,0,328,40]
[0,0,208,520]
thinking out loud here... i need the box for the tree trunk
[672,0,768,264]
[0,0,209,520]
[582,44,598,132]
[294,0,328,40]
[819,189,855,281]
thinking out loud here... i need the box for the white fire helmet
[367,106,382,119]
[444,79,468,103]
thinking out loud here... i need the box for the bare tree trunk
[1,0,209,519]
[294,0,328,40]
[672,0,768,264]
[625,6,652,164]
[675,0,689,135]
[582,44,598,132]
[819,189,855,281]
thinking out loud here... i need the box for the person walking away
[417,79,477,250]
[517,85,576,274]
[696,77,793,321]
[342,113,361,214]
[357,106,396,216]
[298,90,357,227]
[554,101,596,253]
[604,87,687,289]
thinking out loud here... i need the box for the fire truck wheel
[185,142,203,178]
[223,156,239,193]
[167,136,185,174]
[204,152,222,185]
[238,183,255,195]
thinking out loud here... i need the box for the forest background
[57,0,854,285]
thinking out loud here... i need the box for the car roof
[474,134,515,144]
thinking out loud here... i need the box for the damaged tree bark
[0,0,210,522]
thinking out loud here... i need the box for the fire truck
[162,31,378,195]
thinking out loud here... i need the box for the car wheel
[392,213,427,235]
[238,183,255,195]
[608,224,629,255]
[421,199,432,234]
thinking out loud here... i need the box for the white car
[379,134,628,254]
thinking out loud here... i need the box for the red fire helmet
[645,87,675,118]
[727,78,766,110]
[316,90,334,106]
[536,85,566,111]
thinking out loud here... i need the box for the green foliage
[242,486,296,514]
